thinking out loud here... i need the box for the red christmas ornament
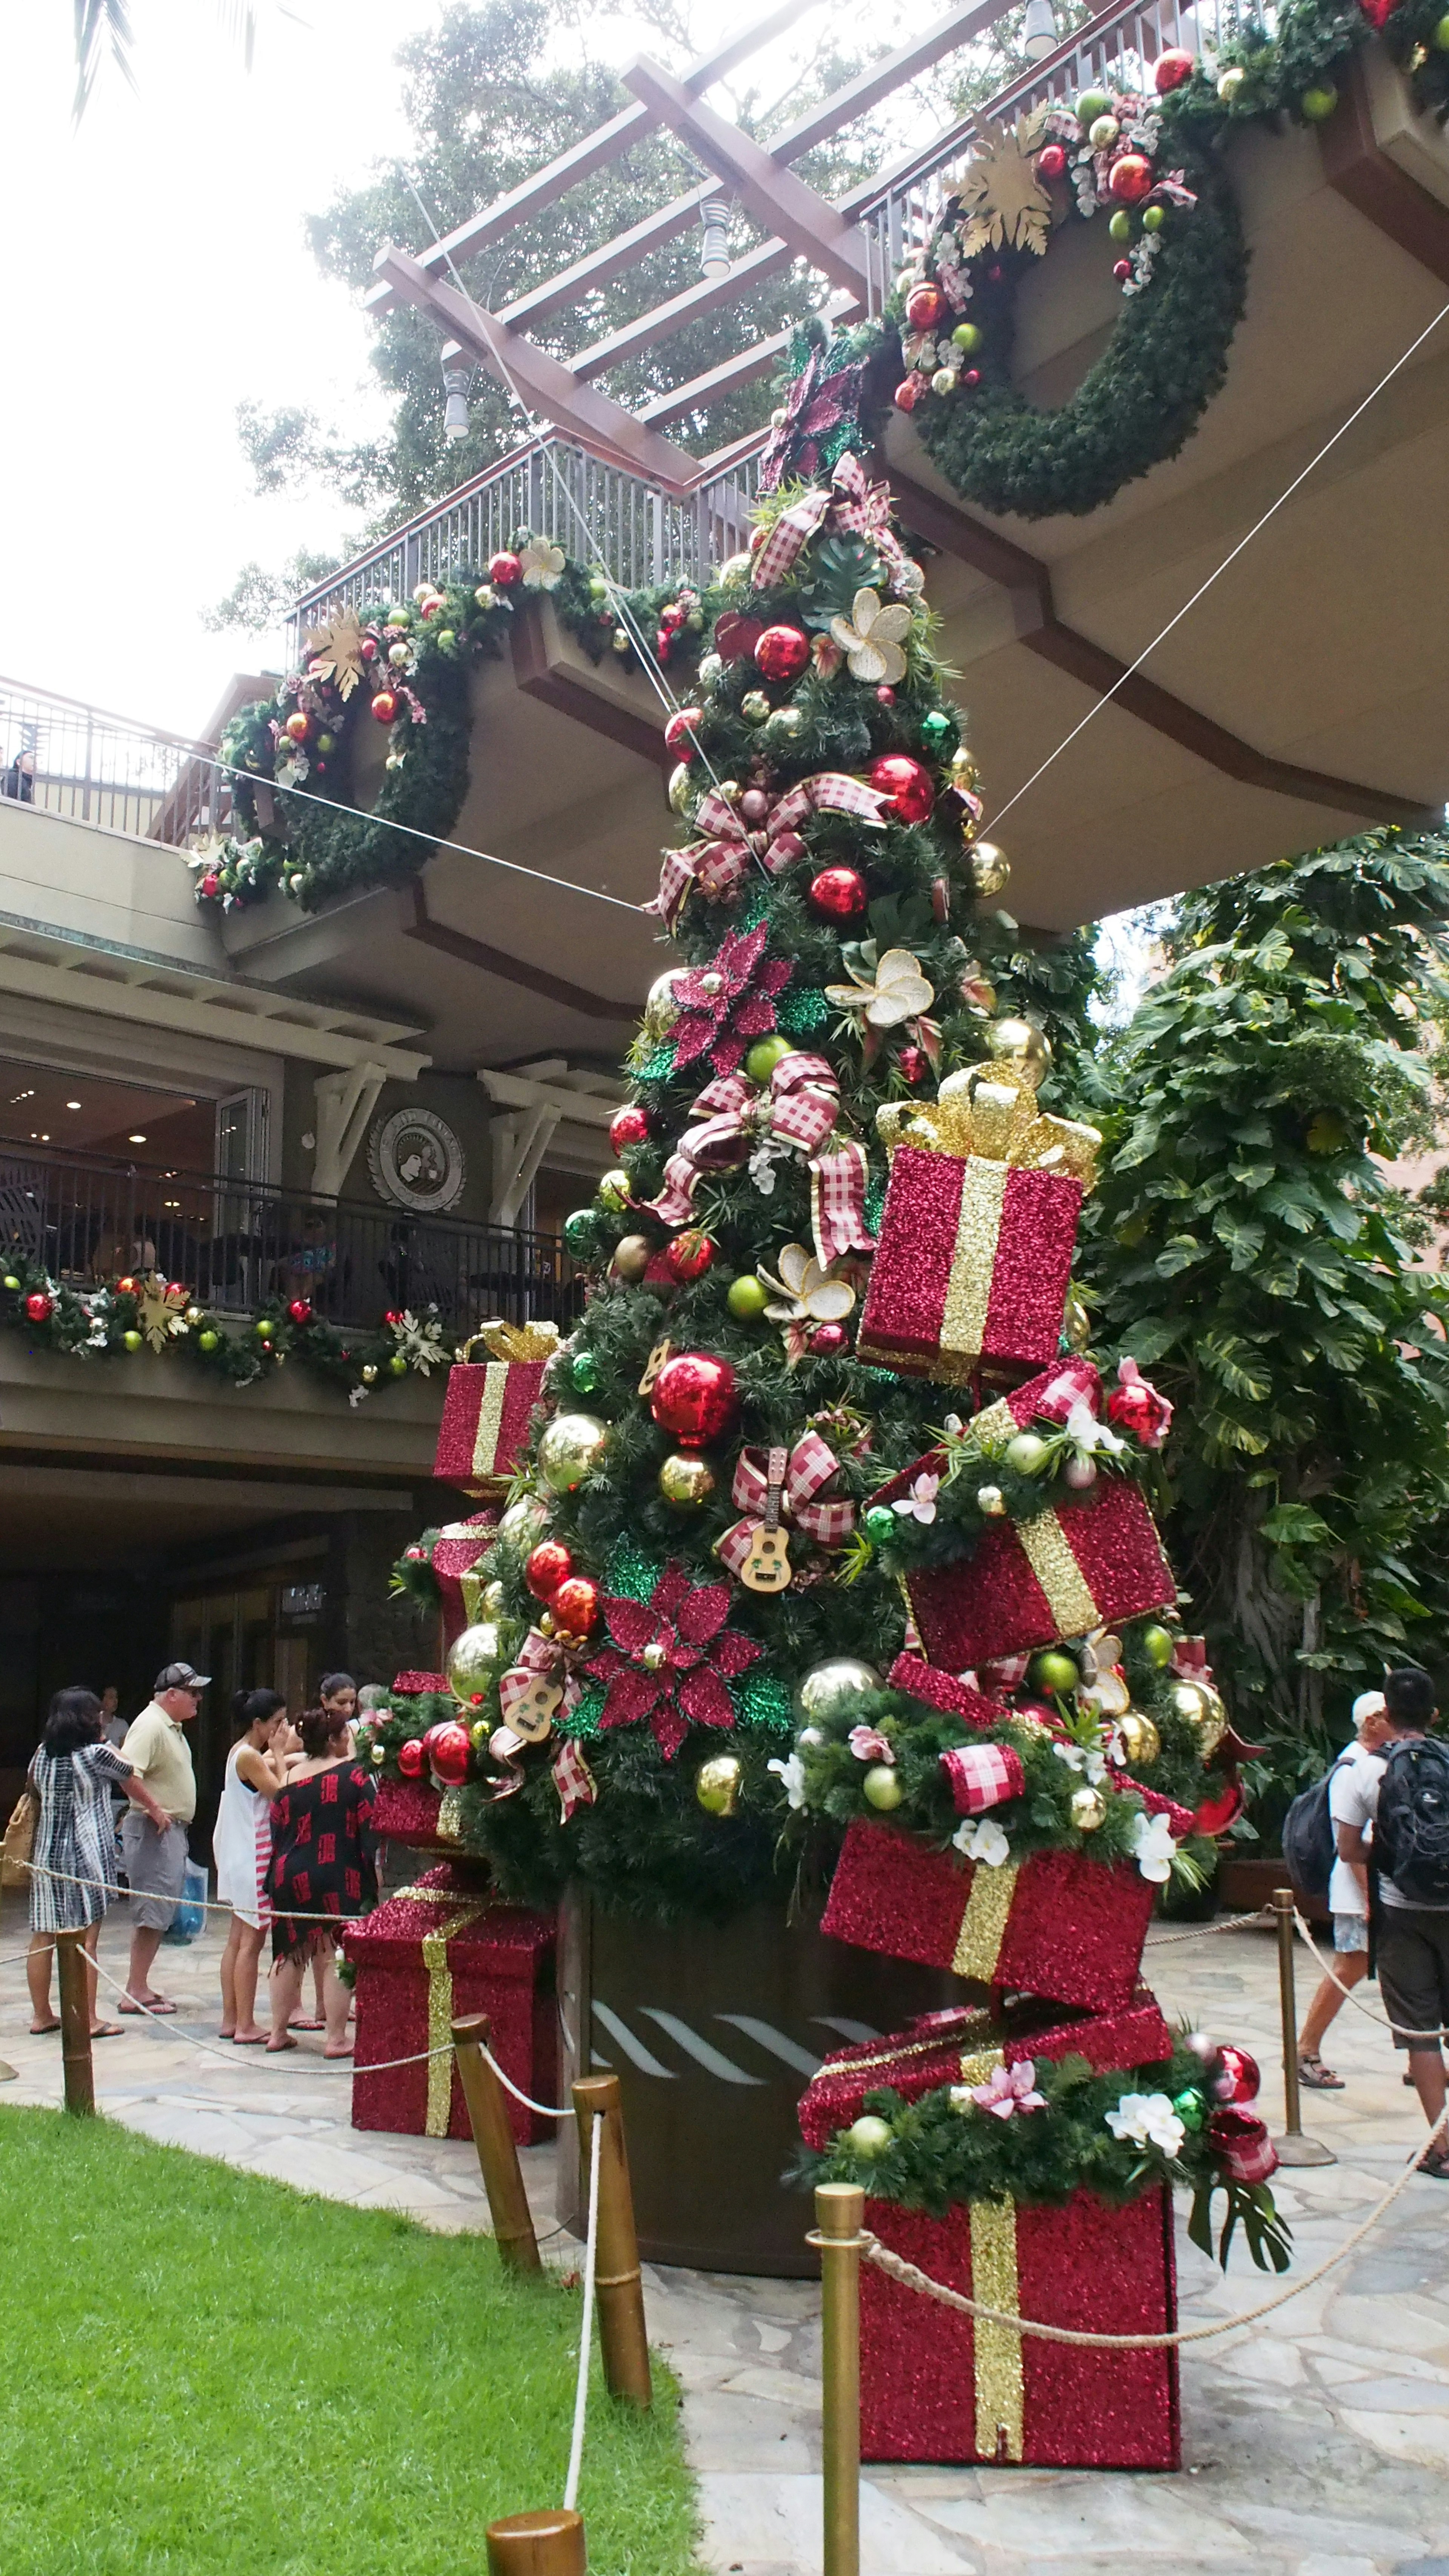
[1113,259,1133,282]
[1155,46,1195,91]
[868,754,935,824]
[808,866,869,924]
[809,1321,849,1358]
[1212,2044,1261,2105]
[419,592,446,619]
[286,1298,312,1326]
[650,1350,740,1449]
[660,601,685,631]
[875,684,896,706]
[284,711,310,744]
[905,283,945,330]
[551,1575,600,1638]
[370,691,398,723]
[360,636,378,662]
[526,1540,573,1601]
[200,873,220,898]
[1109,152,1154,203]
[665,1227,716,1284]
[609,1103,650,1155]
[713,611,764,662]
[664,706,703,759]
[166,1281,188,1303]
[397,1738,426,1779]
[749,523,768,552]
[962,368,981,388]
[893,375,924,413]
[1037,141,1068,177]
[24,1291,52,1324]
[115,1276,138,1298]
[754,624,810,682]
[488,550,522,586]
[427,1721,472,1787]
[897,1044,927,1085]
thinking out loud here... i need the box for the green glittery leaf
[731,1669,795,1738]
[865,1171,887,1233]
[777,986,828,1038]
[564,1682,607,1742]
[632,1043,677,1086]
[605,1536,663,1604]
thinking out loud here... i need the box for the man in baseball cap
[119,1665,209,2013]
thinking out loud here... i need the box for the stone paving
[4,1890,1449,2574]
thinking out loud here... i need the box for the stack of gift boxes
[808,1066,1206,2470]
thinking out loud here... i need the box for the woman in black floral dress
[266,1705,375,2056]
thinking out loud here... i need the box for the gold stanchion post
[1272,1888,1335,2167]
[452,2012,542,2271]
[815,2181,864,2576]
[571,2073,652,2407]
[55,1929,94,2118]
[485,2506,587,2573]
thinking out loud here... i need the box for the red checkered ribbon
[940,1740,1026,1816]
[810,1140,876,1268]
[750,451,916,596]
[648,1052,843,1227]
[716,1431,854,1575]
[649,772,886,934]
[552,1733,597,1822]
[749,486,831,591]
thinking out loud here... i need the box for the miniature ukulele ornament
[738,1446,793,1593]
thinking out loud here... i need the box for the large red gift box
[344,1863,557,2146]
[858,1141,1082,1384]
[860,2185,1180,2467]
[821,1820,1156,2012]
[906,1475,1175,1671]
[434,1321,560,1492]
[798,1985,1172,2150]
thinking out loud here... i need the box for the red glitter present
[906,1476,1175,1671]
[860,2185,1180,2467]
[858,1146,1084,1384]
[821,1820,1157,2012]
[888,1655,1001,1727]
[432,1512,498,1647]
[343,1863,557,2146]
[370,1779,448,1846]
[435,1321,560,1491]
[797,1985,1172,2149]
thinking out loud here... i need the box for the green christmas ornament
[951,321,981,354]
[726,1273,769,1320]
[1109,208,1132,242]
[1142,204,1165,232]
[1004,1430,1052,1476]
[1172,2087,1206,2133]
[564,1209,601,1260]
[1141,1624,1176,1669]
[571,1349,601,1396]
[862,1764,904,1812]
[1300,82,1338,120]
[122,1329,143,1352]
[1029,1647,1080,1697]
[1075,86,1112,124]
[843,2114,894,2157]
[197,1329,219,1353]
[2,1275,18,1291]
[597,1169,632,1212]
[863,1506,897,1546]
[919,709,952,751]
[389,1353,408,1376]
[764,707,804,748]
[1435,9,1449,44]
[745,1034,794,1084]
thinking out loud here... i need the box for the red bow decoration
[650,772,886,935]
[646,1051,876,1271]
[716,1431,855,1577]
[751,451,920,597]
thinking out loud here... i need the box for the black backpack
[1374,1737,1449,1907]
[1282,1750,1357,1902]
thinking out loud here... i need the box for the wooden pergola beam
[498,185,714,332]
[637,290,859,426]
[624,54,870,293]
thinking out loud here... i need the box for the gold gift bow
[875,1067,1101,1189]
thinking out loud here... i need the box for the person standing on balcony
[117,1664,206,2015]
[26,1686,169,2037]
[2,749,35,802]
[214,1688,288,2045]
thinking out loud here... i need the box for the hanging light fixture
[699,194,732,280]
[1022,0,1057,61]
[442,357,472,443]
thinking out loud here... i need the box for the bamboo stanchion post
[1271,1888,1335,2167]
[55,1930,94,2118]
[814,2182,864,2576]
[570,2072,652,2407]
[452,2012,542,2271]
[485,2506,587,2573]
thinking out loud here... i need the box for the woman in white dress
[214,1689,287,2044]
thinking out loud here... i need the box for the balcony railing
[287,432,767,659]
[0,674,223,852]
[0,1146,576,1341]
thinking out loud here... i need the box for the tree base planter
[555,1890,958,2275]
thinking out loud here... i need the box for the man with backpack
[1293,1691,1389,2090]
[1335,1664,1449,2175]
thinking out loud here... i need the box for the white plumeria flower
[768,1751,808,1810]
[348,1382,371,1409]
[1129,1810,1178,1884]
[760,1244,856,1327]
[1105,2090,1186,2157]
[518,537,566,590]
[829,586,914,687]
[892,1471,940,1526]
[1064,1396,1125,1456]
[824,947,935,1031]
[954,1814,1011,1868]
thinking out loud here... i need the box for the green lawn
[0,2107,698,2575]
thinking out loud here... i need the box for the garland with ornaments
[764,0,1440,523]
[0,1252,448,1402]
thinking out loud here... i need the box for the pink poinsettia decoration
[671,923,792,1077]
[586,1561,762,1761]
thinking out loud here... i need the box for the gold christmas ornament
[985,1015,1052,1089]
[949,746,982,797]
[968,839,1012,898]
[642,1639,669,1673]
[976,1484,1008,1516]
[482,1579,507,1617]
[1168,1679,1229,1758]
[498,1492,549,1548]
[695,1752,743,1816]
[719,552,753,589]
[659,1452,716,1508]
[448,1620,506,1703]
[1071,1784,1107,1831]
[1116,1710,1162,1769]
[1063,1293,1092,1352]
[740,689,771,724]
[642,970,685,1042]
[668,763,693,815]
[609,1234,654,1284]
[598,1170,632,1212]
[537,1412,609,1493]
[795,1657,883,1727]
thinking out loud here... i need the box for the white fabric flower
[1105,2090,1185,2157]
[824,947,935,1031]
[760,1244,856,1327]
[1130,1810,1178,1884]
[848,1727,895,1765]
[519,537,566,590]
[749,1137,791,1196]
[954,1815,1011,1867]
[1052,1736,1108,1786]
[1064,1396,1125,1457]
[892,1471,940,1526]
[829,587,914,687]
[769,1752,808,1810]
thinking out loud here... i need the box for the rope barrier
[563,2107,604,2514]
[860,2097,1449,2348]
[1149,1905,1271,1947]
[478,2040,574,2122]
[20,1858,381,1930]
[1292,1905,1449,2043]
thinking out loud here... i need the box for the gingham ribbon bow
[751,451,916,595]
[650,772,886,934]
[648,1052,843,1226]
[498,1625,583,1729]
[941,1740,1025,1817]
[716,1431,854,1576]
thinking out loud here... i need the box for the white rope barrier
[20,1858,381,1929]
[1150,1905,1271,1947]
[563,2106,605,2514]
[478,2039,575,2122]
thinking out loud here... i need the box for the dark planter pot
[1217,1853,1327,1925]
[556,1890,958,2276]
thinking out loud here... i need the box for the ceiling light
[1022,0,1057,60]
[129,1132,147,1143]
[699,195,731,280]
[66,1100,81,1110]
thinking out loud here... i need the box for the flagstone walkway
[3,1892,1447,2575]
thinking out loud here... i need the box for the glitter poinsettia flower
[518,537,566,589]
[829,587,914,687]
[586,1562,761,1761]
[670,923,793,1077]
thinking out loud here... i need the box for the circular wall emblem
[367,1107,466,1214]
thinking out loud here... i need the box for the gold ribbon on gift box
[398,1885,486,2136]
[969,2199,1025,2462]
[454,1321,561,1482]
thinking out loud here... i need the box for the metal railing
[0,1144,577,1338]
[287,434,767,658]
[857,0,1253,311]
[0,675,222,850]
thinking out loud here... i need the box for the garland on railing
[195,538,708,915]
[0,1253,448,1402]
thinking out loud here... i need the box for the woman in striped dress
[26,1686,169,2035]
[214,1689,288,2044]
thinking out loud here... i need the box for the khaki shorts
[120,1813,189,1930]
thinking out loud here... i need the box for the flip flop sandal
[1415,2141,1449,2178]
[119,1998,177,2014]
[288,2016,326,2031]
[89,2024,125,2039]
[232,2034,268,2046]
[1298,2056,1344,2089]
[29,2021,62,2035]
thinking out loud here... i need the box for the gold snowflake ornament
[953,108,1054,259]
[303,607,368,700]
[137,1272,190,1353]
[829,588,914,687]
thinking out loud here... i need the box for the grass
[0,2106,699,2575]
